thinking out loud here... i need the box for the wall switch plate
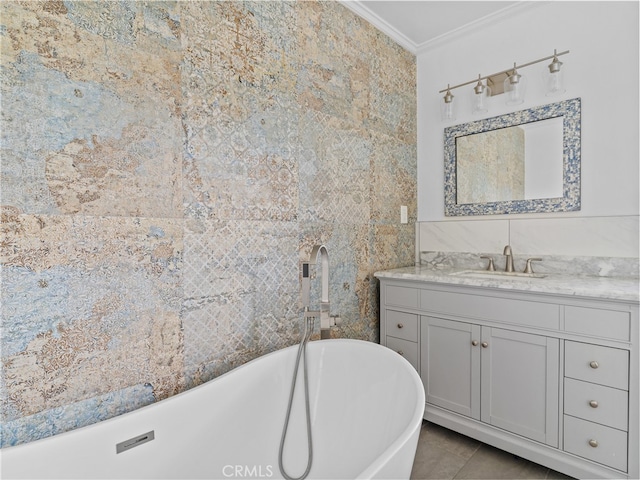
[400,205,408,224]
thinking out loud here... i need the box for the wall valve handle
[524,258,543,274]
[480,255,495,271]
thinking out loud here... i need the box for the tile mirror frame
[444,97,581,216]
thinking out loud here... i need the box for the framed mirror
[444,98,581,216]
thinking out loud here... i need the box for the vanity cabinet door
[421,317,481,419]
[480,327,560,447]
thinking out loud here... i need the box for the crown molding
[338,0,418,54]
[415,2,549,56]
[339,1,549,57]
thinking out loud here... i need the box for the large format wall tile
[0,0,416,446]
[510,216,640,257]
[1,1,183,218]
[1,213,184,439]
[182,219,300,385]
[418,216,639,260]
[298,111,371,224]
[418,220,510,254]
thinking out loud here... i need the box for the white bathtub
[1,339,425,479]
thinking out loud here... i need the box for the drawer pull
[397,323,404,329]
[589,361,599,369]
[397,350,404,356]
[471,340,479,346]
[588,439,599,448]
[481,342,488,348]
[589,400,599,408]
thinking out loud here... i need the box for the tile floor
[411,421,575,480]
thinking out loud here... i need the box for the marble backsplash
[416,216,639,278]
[419,251,640,278]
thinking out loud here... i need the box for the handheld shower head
[301,245,329,307]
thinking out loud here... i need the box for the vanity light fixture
[545,49,566,96]
[504,63,526,106]
[441,84,456,121]
[471,74,491,114]
[439,49,569,120]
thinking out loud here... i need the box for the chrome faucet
[301,245,339,339]
[503,245,515,272]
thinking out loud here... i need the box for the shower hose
[278,312,315,480]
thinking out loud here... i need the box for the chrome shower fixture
[301,244,341,339]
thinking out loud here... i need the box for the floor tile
[411,421,576,480]
[411,421,480,480]
[453,444,549,479]
[411,442,469,480]
[545,469,575,479]
[420,422,481,459]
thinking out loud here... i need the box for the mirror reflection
[444,98,581,216]
[456,117,563,204]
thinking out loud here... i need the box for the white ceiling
[341,1,522,54]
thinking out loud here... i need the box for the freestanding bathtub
[1,339,425,479]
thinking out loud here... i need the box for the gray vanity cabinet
[422,317,559,447]
[422,317,479,418]
[378,277,639,480]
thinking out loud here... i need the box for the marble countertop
[374,266,640,303]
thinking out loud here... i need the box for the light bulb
[471,75,491,114]
[503,64,526,106]
[545,51,565,96]
[441,86,456,121]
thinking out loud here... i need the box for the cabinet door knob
[588,439,598,448]
[481,342,489,348]
[589,400,599,408]
[589,361,599,369]
[471,340,479,346]
[397,323,404,329]
[397,350,404,356]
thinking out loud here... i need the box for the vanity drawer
[386,336,418,371]
[564,306,630,341]
[565,341,629,390]
[386,285,419,309]
[564,378,628,431]
[564,415,628,472]
[420,289,560,330]
[385,310,418,342]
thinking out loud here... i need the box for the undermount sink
[450,270,547,280]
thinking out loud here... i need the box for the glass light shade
[441,100,455,121]
[471,79,491,114]
[503,69,526,106]
[545,57,566,96]
[441,88,456,121]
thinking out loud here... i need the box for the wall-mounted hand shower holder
[301,245,338,339]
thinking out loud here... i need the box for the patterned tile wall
[0,0,416,446]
